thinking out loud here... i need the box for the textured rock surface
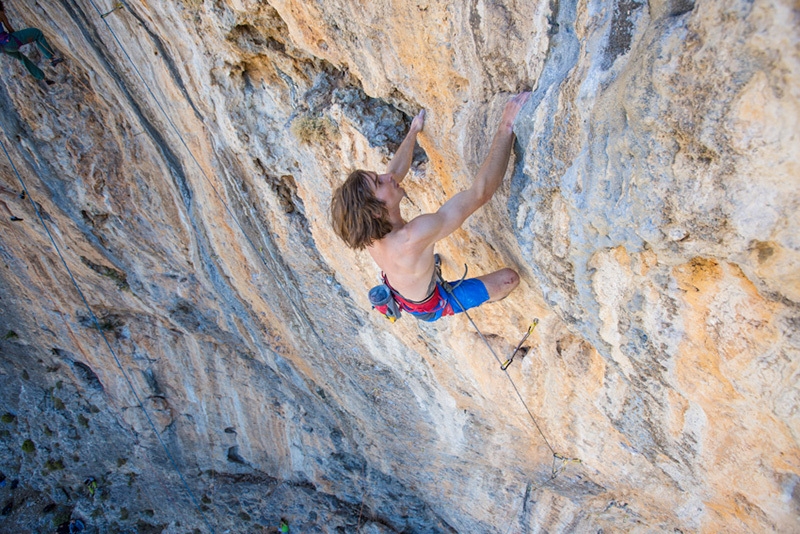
[0,0,797,532]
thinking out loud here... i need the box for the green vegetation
[3,330,18,340]
[78,414,90,428]
[52,509,71,527]
[43,458,65,472]
[117,457,127,467]
[1,412,16,423]
[52,395,66,410]
[86,478,97,497]
[120,508,129,520]
[290,114,341,144]
[22,439,35,453]
[80,256,130,291]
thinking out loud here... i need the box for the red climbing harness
[381,273,451,320]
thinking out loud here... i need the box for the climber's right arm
[402,93,530,251]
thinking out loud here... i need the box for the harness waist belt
[382,274,448,321]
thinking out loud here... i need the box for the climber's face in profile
[366,171,405,208]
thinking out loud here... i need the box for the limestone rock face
[0,0,797,532]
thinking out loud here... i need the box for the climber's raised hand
[410,109,426,134]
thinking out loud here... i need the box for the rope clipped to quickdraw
[501,318,538,371]
[437,264,581,484]
[551,453,582,478]
[100,2,124,18]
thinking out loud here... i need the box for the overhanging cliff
[0,0,798,532]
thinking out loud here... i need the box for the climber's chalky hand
[410,109,426,134]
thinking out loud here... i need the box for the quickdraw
[501,318,539,370]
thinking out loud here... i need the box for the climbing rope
[7,2,579,529]
[440,280,556,453]
[440,279,582,513]
[501,319,537,371]
[502,454,583,534]
[0,135,216,533]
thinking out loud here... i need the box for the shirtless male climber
[331,92,531,322]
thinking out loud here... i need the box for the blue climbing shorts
[417,278,490,322]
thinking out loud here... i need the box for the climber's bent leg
[13,28,55,59]
[475,268,519,303]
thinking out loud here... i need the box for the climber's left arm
[385,110,425,184]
